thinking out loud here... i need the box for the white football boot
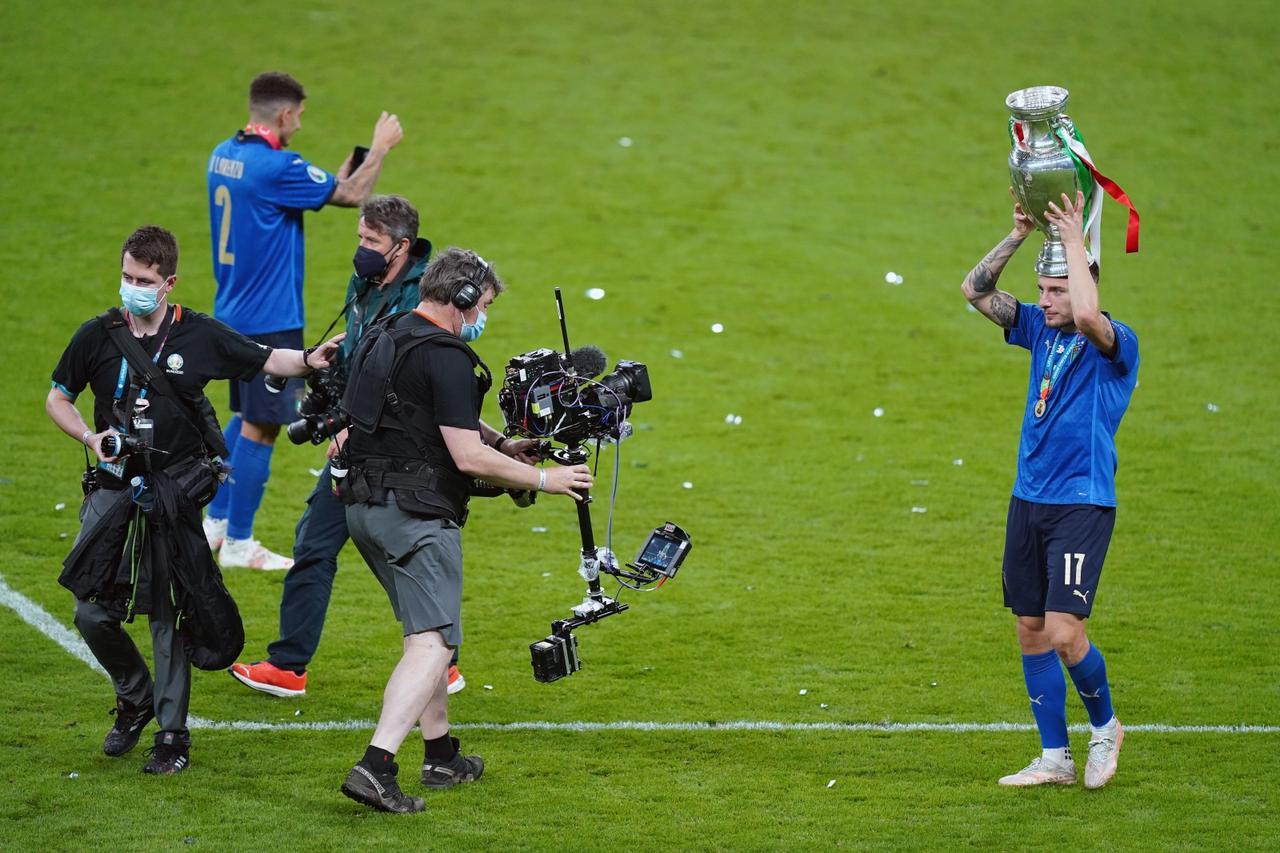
[1084,718,1124,790]
[998,755,1077,786]
[219,537,293,571]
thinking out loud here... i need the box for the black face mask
[353,245,393,280]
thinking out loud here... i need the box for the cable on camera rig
[512,288,691,683]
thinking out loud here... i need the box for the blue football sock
[226,434,273,541]
[205,414,242,520]
[1021,650,1069,749]
[1067,644,1115,728]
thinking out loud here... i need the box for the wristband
[81,429,94,446]
[537,468,547,492]
[302,345,319,372]
[493,436,508,455]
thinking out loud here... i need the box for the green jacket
[336,236,431,374]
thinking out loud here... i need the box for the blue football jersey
[206,133,336,335]
[1005,303,1140,507]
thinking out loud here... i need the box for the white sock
[1042,746,1072,766]
[1092,716,1118,734]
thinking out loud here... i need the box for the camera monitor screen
[634,526,689,577]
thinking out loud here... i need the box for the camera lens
[286,417,316,445]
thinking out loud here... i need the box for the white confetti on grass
[911,507,928,514]
[670,349,683,359]
[618,136,633,147]
[55,502,67,511]
[873,407,885,418]
[710,323,724,334]
[827,779,837,788]
[681,481,694,490]
[952,458,964,466]
[585,288,606,300]
[1206,403,1220,412]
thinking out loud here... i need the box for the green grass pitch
[1,0,1278,849]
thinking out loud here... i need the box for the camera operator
[337,248,592,813]
[45,226,341,775]
[230,194,472,699]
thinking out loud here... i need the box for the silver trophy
[1006,86,1095,277]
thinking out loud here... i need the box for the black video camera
[498,348,651,447]
[285,369,350,445]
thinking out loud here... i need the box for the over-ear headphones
[451,252,490,311]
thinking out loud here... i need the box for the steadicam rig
[530,523,691,683]
[507,288,689,683]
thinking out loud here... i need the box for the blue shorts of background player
[228,330,305,424]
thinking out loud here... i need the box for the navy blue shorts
[1002,496,1116,617]
[229,329,305,425]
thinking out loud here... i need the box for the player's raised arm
[329,112,404,208]
[1045,191,1117,357]
[962,189,1035,329]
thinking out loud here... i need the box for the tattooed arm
[961,190,1035,329]
[961,231,1025,328]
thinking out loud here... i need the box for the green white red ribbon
[1056,126,1140,255]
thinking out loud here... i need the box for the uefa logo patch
[307,165,328,184]
[166,353,184,373]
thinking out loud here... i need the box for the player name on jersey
[208,155,244,180]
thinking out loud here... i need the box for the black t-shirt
[52,306,271,483]
[347,312,483,475]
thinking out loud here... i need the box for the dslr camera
[284,368,349,445]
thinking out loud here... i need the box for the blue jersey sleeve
[1107,320,1139,376]
[259,154,337,211]
[1004,302,1043,350]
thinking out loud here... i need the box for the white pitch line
[192,719,1280,734]
[4,573,1279,736]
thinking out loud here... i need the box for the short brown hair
[121,226,179,279]
[249,71,306,112]
[361,195,419,246]
[419,247,505,306]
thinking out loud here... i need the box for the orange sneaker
[228,661,307,698]
[447,665,466,695]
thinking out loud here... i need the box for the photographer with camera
[230,194,470,699]
[45,226,341,775]
[336,248,592,813]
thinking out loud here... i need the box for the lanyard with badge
[103,307,175,476]
[1034,331,1085,419]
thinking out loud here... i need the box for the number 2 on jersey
[214,184,235,265]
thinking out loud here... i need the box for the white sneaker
[203,516,228,551]
[219,537,294,571]
[998,756,1077,786]
[1085,719,1124,789]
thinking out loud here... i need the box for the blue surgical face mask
[120,278,165,317]
[460,310,487,342]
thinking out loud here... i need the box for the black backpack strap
[98,307,229,458]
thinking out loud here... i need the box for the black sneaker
[103,696,155,757]
[142,731,190,775]
[421,738,484,788]
[341,763,425,813]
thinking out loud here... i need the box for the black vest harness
[338,311,492,525]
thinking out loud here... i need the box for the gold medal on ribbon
[1034,399,1047,418]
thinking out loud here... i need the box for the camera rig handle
[550,443,608,603]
